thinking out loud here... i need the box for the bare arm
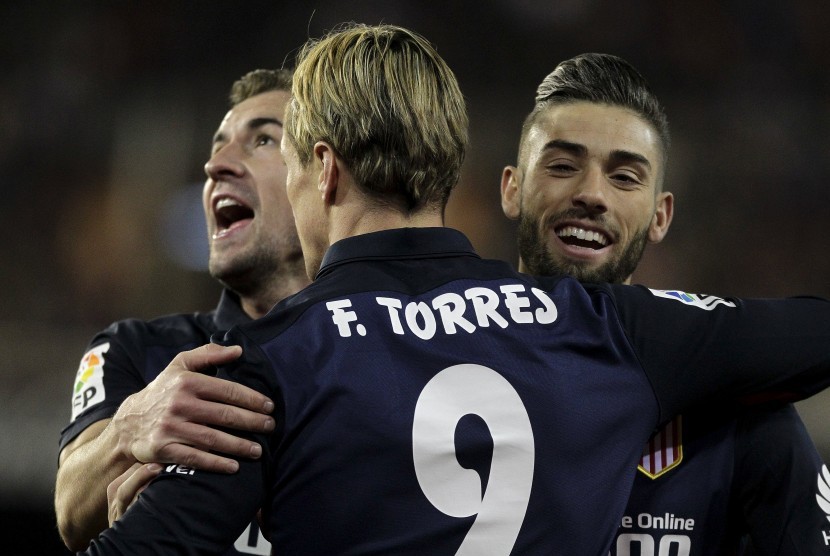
[54,343,275,551]
[56,420,122,550]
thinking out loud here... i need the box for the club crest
[638,415,683,479]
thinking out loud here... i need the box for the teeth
[557,226,609,246]
[216,197,242,210]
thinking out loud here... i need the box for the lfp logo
[71,343,109,421]
[647,289,737,311]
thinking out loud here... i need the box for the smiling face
[202,89,303,297]
[502,101,672,284]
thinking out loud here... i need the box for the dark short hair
[228,68,293,107]
[521,53,670,169]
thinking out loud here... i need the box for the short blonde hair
[285,23,468,211]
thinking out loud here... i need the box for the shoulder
[91,311,217,352]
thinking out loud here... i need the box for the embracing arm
[78,331,277,555]
[55,344,275,551]
[607,287,830,419]
[56,419,133,550]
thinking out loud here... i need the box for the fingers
[107,463,162,526]
[171,397,275,434]
[173,343,242,373]
[190,374,275,415]
[173,345,274,414]
[167,420,264,463]
[133,396,272,464]
[153,438,242,474]
[114,342,275,473]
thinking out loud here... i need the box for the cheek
[284,176,298,208]
[617,202,654,238]
[201,182,212,213]
[284,163,306,202]
[522,187,559,219]
[289,187,312,231]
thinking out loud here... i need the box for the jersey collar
[213,288,252,330]
[316,227,478,280]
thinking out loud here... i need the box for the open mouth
[214,196,254,234]
[555,225,610,250]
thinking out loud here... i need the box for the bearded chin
[209,247,280,297]
[517,214,649,285]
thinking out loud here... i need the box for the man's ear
[314,142,338,205]
[500,165,522,220]
[648,191,674,244]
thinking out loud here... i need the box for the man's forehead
[527,103,660,159]
[214,90,290,136]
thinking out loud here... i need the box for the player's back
[78,229,830,556]
[237,233,661,555]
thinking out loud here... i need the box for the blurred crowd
[2,1,829,551]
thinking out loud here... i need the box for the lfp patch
[71,343,109,421]
[648,289,736,311]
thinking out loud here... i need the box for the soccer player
[79,23,830,555]
[55,69,309,554]
[500,52,829,555]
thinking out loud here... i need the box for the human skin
[501,101,673,284]
[56,90,309,550]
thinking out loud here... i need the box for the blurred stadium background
[2,1,829,553]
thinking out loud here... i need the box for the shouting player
[56,69,308,554]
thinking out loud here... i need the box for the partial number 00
[412,364,535,555]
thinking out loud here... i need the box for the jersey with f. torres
[80,227,830,556]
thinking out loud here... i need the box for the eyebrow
[541,139,652,170]
[541,139,586,158]
[212,117,284,145]
[609,149,651,170]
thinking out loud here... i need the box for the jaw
[208,215,256,268]
[208,217,257,275]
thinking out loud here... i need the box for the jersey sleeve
[78,325,278,555]
[58,322,149,452]
[732,405,829,556]
[605,285,830,422]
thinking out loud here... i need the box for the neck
[331,208,444,245]
[239,262,311,319]
[315,169,445,274]
[328,183,445,245]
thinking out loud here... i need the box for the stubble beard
[517,210,649,285]
[209,242,283,298]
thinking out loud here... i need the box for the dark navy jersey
[735,406,830,556]
[612,406,829,556]
[60,290,273,556]
[80,227,830,556]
